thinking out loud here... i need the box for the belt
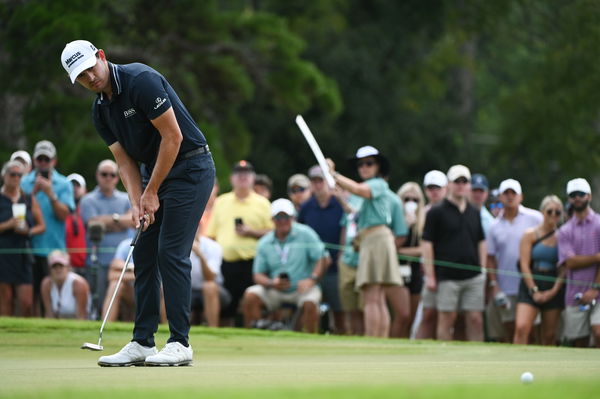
[176,145,210,162]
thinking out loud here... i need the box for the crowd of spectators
[1,140,600,348]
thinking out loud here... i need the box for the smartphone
[234,217,243,226]
[40,170,49,179]
[278,272,289,280]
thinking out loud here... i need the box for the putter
[81,220,144,351]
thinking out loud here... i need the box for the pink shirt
[558,209,600,306]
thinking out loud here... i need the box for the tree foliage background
[1,0,599,206]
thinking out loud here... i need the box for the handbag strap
[533,229,555,247]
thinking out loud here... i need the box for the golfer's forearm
[145,138,180,194]
[334,174,371,198]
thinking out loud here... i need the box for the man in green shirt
[242,199,328,333]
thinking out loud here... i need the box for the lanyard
[274,242,290,265]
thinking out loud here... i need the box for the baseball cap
[350,145,390,177]
[287,174,310,189]
[271,198,296,217]
[566,178,591,195]
[423,170,448,188]
[308,165,325,179]
[61,40,99,84]
[232,160,254,173]
[447,165,471,182]
[47,250,69,267]
[67,173,87,189]
[33,140,57,159]
[471,174,489,191]
[499,179,522,195]
[10,150,32,168]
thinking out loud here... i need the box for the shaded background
[1,0,599,207]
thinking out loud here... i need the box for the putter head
[81,342,103,351]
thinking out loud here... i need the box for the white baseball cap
[499,179,522,195]
[61,40,99,83]
[423,170,448,187]
[271,198,296,217]
[67,173,87,189]
[566,178,591,195]
[10,150,32,168]
[33,140,57,159]
[447,165,471,182]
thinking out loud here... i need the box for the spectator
[287,174,311,212]
[422,165,486,341]
[416,169,448,340]
[102,237,136,322]
[21,140,75,315]
[40,250,90,319]
[336,187,365,335]
[423,170,447,212]
[242,199,327,333]
[298,165,345,333]
[190,227,231,327]
[514,195,565,345]
[470,173,495,234]
[328,146,403,338]
[488,188,503,218]
[10,151,32,174]
[486,179,543,342]
[254,174,273,200]
[206,160,273,325]
[558,178,600,347]
[65,173,87,273]
[397,182,426,336]
[0,161,45,316]
[80,160,133,317]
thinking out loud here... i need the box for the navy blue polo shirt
[298,195,344,274]
[92,62,206,166]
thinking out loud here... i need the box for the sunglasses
[453,177,469,184]
[568,191,587,199]
[35,156,51,163]
[425,185,441,190]
[357,160,376,168]
[100,171,117,178]
[8,171,23,178]
[490,202,503,210]
[289,186,306,194]
[403,197,419,203]
[545,209,562,216]
[273,214,292,221]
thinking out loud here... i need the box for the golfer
[61,40,215,366]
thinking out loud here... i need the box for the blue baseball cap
[471,174,489,190]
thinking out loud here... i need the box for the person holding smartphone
[21,140,75,316]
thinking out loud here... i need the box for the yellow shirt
[206,191,274,262]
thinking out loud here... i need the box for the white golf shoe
[98,341,157,367]
[145,342,193,366]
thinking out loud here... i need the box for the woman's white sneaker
[98,341,157,367]
[144,342,193,366]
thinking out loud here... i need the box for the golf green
[1,318,599,398]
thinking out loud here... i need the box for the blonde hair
[397,182,426,243]
[540,195,563,212]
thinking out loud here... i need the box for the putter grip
[130,219,144,246]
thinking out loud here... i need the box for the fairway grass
[1,318,599,399]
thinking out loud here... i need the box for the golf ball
[520,371,534,384]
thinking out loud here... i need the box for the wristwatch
[529,286,539,296]
[112,213,120,224]
[310,273,319,282]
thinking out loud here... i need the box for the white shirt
[190,236,223,289]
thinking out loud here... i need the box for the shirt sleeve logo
[154,97,167,110]
[123,108,136,118]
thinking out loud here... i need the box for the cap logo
[65,51,84,68]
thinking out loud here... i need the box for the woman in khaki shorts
[328,146,402,337]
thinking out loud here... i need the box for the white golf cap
[271,198,296,217]
[33,140,57,159]
[447,164,471,182]
[566,178,591,195]
[423,170,448,187]
[499,179,522,195]
[10,150,32,167]
[67,173,86,189]
[61,40,98,83]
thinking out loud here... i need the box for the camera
[39,170,49,179]
[234,217,243,226]
[278,272,289,280]
[88,221,105,244]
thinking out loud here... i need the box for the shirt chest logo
[123,108,136,118]
[154,97,167,110]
